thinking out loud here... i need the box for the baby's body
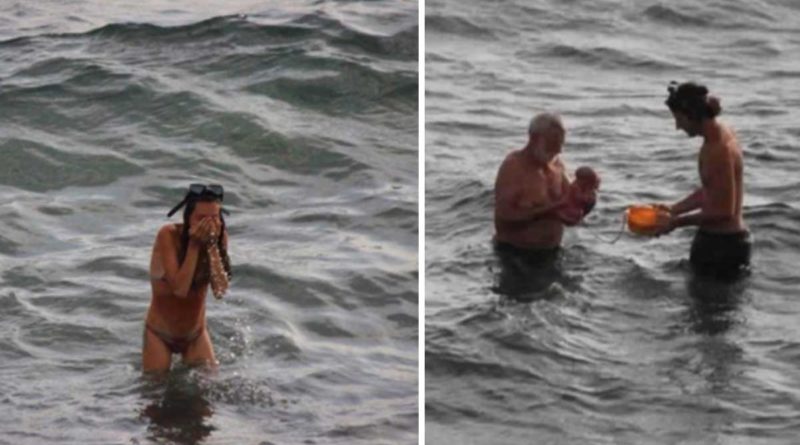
[559,166,600,225]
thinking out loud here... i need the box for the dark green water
[0,2,417,444]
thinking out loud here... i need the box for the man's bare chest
[519,168,564,203]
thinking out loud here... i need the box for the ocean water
[425,1,800,444]
[0,1,418,444]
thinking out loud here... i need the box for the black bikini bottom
[145,324,204,355]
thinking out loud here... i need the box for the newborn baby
[559,166,600,226]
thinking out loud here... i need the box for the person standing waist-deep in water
[143,184,232,373]
[653,82,751,278]
[494,112,597,253]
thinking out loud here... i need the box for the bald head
[528,113,564,137]
[526,112,565,163]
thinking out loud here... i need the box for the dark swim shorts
[689,230,752,279]
[493,241,561,265]
[493,241,562,299]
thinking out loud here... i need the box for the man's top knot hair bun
[706,95,722,117]
[665,81,721,120]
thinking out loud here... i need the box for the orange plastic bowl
[627,205,668,236]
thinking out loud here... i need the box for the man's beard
[532,147,555,164]
[685,127,700,137]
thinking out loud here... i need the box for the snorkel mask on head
[167,183,229,217]
[667,80,678,94]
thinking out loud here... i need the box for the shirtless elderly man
[494,113,593,254]
[653,81,750,277]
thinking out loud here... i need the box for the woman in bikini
[143,184,232,373]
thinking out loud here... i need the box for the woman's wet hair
[177,192,232,285]
[665,81,722,121]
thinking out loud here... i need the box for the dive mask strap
[167,197,188,218]
[166,197,230,217]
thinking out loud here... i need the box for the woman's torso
[146,223,208,335]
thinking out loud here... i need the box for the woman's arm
[155,219,211,298]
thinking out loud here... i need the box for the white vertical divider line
[418,0,426,443]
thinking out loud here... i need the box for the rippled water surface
[0,1,418,444]
[426,1,800,443]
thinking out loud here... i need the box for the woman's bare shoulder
[156,223,182,242]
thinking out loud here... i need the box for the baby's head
[575,166,600,191]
